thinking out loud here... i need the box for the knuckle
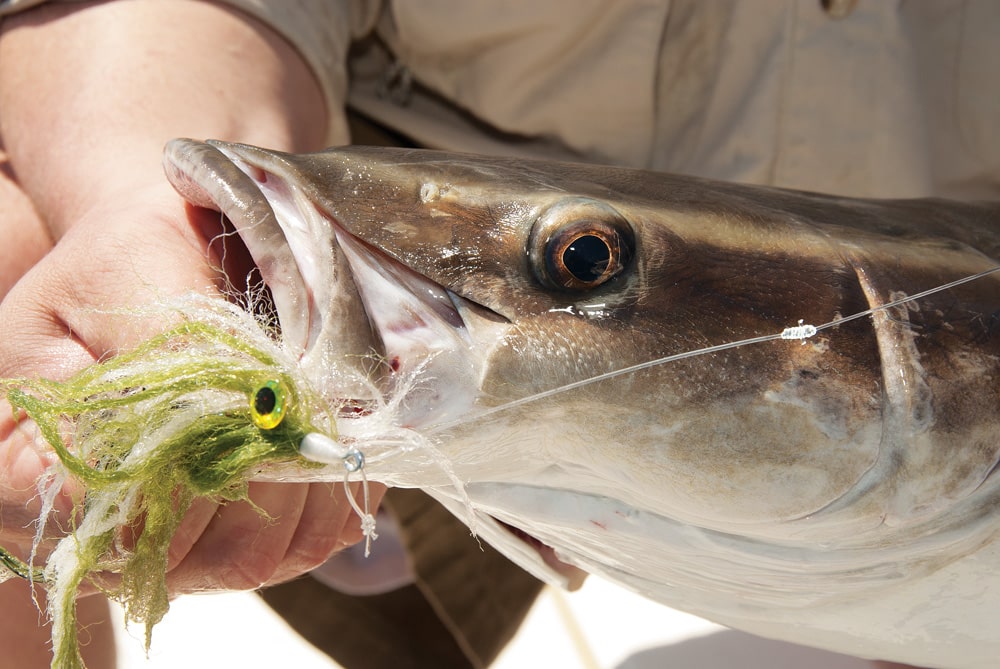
[216,552,282,590]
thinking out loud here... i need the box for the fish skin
[164,140,1000,668]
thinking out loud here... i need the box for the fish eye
[530,198,634,291]
[250,379,288,430]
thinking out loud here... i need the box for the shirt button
[820,0,859,19]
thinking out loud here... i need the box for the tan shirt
[3,0,998,199]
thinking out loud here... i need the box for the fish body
[164,141,1000,668]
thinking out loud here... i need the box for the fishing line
[4,254,994,664]
[812,265,1000,332]
[426,264,1000,436]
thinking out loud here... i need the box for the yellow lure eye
[251,380,287,430]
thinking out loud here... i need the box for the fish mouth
[163,138,495,426]
[162,138,586,589]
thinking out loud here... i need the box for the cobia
[164,140,1000,669]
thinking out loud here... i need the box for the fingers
[168,482,308,592]
[165,481,387,593]
[275,480,389,581]
[0,192,222,379]
[0,399,82,552]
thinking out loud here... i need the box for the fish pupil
[250,380,287,429]
[254,386,277,416]
[563,234,611,282]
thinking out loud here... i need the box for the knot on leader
[299,432,379,556]
[780,320,818,342]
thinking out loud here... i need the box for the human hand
[0,180,386,591]
[0,0,379,597]
[0,148,50,300]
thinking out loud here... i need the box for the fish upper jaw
[162,138,317,355]
[162,138,379,404]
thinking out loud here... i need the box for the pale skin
[0,2,924,668]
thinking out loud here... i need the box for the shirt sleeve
[0,0,380,146]
[210,0,379,144]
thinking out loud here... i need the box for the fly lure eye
[530,198,635,292]
[251,380,287,430]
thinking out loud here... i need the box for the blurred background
[113,575,872,669]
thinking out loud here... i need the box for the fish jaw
[162,139,317,355]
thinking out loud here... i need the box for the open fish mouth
[162,138,586,588]
[164,139,490,423]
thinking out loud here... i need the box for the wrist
[0,0,333,239]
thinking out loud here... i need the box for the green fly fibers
[0,296,331,669]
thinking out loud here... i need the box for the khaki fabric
[344,0,1000,198]
[5,0,998,197]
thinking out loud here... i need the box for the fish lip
[162,138,315,355]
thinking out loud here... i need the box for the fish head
[160,141,927,594]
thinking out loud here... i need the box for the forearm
[0,0,336,237]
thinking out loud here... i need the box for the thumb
[0,188,232,380]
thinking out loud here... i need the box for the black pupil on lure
[563,235,612,282]
[254,386,277,416]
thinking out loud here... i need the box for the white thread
[341,467,378,557]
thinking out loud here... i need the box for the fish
[163,140,1000,669]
